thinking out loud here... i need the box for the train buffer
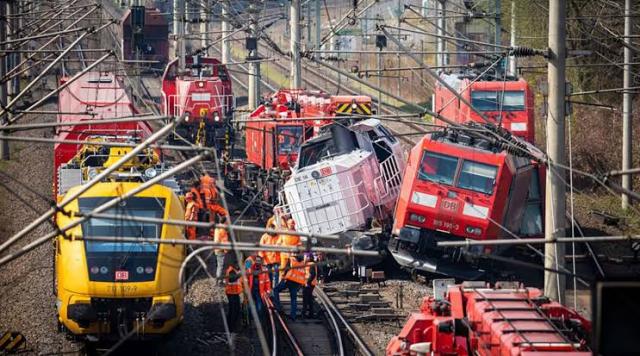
[0,331,26,354]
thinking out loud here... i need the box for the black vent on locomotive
[330,124,357,153]
[130,6,145,51]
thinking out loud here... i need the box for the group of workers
[223,212,320,330]
[183,175,321,329]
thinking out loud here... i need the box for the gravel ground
[0,101,84,355]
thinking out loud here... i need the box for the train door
[501,164,534,238]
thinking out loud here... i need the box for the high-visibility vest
[225,266,242,295]
[214,228,229,254]
[185,201,198,221]
[248,267,271,295]
[278,234,301,259]
[259,233,280,265]
[190,187,204,210]
[284,258,306,285]
[305,261,318,287]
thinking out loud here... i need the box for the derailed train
[54,71,185,340]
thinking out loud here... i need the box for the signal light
[213,112,220,122]
[409,213,426,223]
[197,81,205,88]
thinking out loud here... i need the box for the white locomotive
[277,119,405,269]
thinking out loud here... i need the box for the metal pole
[173,0,185,69]
[378,47,383,113]
[622,0,633,210]
[221,1,230,64]
[396,0,401,97]
[436,0,445,67]
[315,0,321,50]
[290,0,301,88]
[200,0,209,54]
[544,0,567,303]
[306,0,311,50]
[508,0,517,75]
[495,0,501,47]
[248,2,260,109]
[0,1,8,160]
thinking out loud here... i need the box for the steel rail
[315,287,374,356]
[0,115,182,257]
[0,152,203,267]
[315,289,345,356]
[264,296,304,356]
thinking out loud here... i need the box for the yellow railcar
[55,182,185,340]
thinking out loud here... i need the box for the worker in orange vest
[225,259,242,331]
[272,254,306,321]
[213,215,229,283]
[302,253,318,318]
[278,218,301,277]
[259,219,280,287]
[200,174,229,237]
[184,192,198,240]
[247,256,271,315]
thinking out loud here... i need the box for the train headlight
[409,213,426,223]
[351,102,358,110]
[214,112,220,122]
[144,167,157,179]
[87,168,99,180]
[184,113,190,122]
[145,266,154,274]
[465,226,482,235]
[90,266,99,274]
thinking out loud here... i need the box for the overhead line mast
[545,0,567,303]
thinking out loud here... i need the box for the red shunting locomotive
[386,281,591,356]
[161,55,234,147]
[434,71,535,143]
[388,124,544,279]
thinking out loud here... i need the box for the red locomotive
[386,281,591,355]
[55,71,153,198]
[388,124,544,279]
[161,56,233,148]
[434,71,535,143]
[225,89,373,217]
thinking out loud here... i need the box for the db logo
[440,199,459,212]
[115,270,129,281]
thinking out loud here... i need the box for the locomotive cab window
[418,151,458,185]
[471,90,525,112]
[78,197,165,282]
[276,125,303,155]
[457,160,498,195]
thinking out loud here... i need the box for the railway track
[264,285,375,356]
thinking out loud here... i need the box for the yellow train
[54,182,186,339]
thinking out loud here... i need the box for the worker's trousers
[302,285,315,317]
[227,294,240,331]
[272,280,301,321]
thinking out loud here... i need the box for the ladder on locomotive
[472,288,580,351]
